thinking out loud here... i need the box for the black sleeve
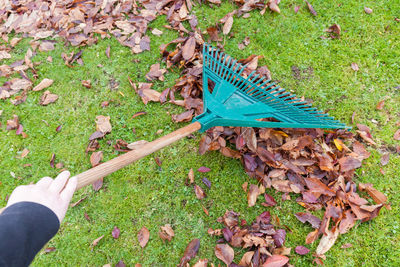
[0,202,60,267]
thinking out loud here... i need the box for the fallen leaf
[294,5,300,13]
[115,260,126,267]
[182,37,196,60]
[194,184,206,199]
[262,255,289,267]
[376,100,385,110]
[380,153,390,166]
[33,78,53,91]
[341,243,353,249]
[152,28,163,36]
[202,177,212,188]
[248,184,260,207]
[295,245,310,255]
[96,115,112,134]
[239,251,254,266]
[178,239,200,267]
[92,178,103,192]
[159,224,174,241]
[268,0,281,13]
[316,227,339,256]
[138,227,150,248]
[92,235,104,247]
[50,153,56,168]
[43,247,56,254]
[273,229,286,248]
[105,46,110,58]
[364,7,373,14]
[304,0,317,16]
[172,109,194,122]
[82,80,92,88]
[326,24,341,39]
[223,16,234,35]
[359,183,387,204]
[295,212,321,229]
[198,166,211,173]
[351,63,359,71]
[338,156,362,172]
[20,148,29,158]
[192,259,208,267]
[394,129,400,140]
[39,91,58,105]
[112,226,120,239]
[188,168,195,184]
[215,244,234,265]
[90,151,103,167]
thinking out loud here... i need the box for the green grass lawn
[1,0,400,266]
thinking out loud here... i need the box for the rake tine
[221,57,232,80]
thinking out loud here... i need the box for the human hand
[6,171,77,223]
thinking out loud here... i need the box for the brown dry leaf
[304,178,336,196]
[178,239,200,267]
[248,184,260,207]
[351,63,359,71]
[380,153,390,166]
[172,110,194,122]
[223,15,234,35]
[39,41,55,52]
[182,37,196,60]
[194,184,206,199]
[10,37,22,47]
[338,156,362,172]
[6,115,19,130]
[239,251,254,266]
[207,27,221,42]
[243,127,257,152]
[364,7,373,14]
[188,168,195,184]
[137,83,161,104]
[341,243,353,249]
[359,183,387,204]
[20,148,30,158]
[105,46,110,59]
[82,80,91,88]
[304,0,317,16]
[352,141,370,160]
[33,78,53,91]
[39,91,58,106]
[0,51,11,60]
[376,100,385,110]
[326,24,341,39]
[316,227,339,256]
[394,129,400,140]
[192,259,208,267]
[10,78,32,91]
[138,227,150,248]
[92,235,104,247]
[145,63,167,81]
[215,244,234,265]
[159,224,174,242]
[90,151,103,167]
[95,115,111,134]
[268,0,281,13]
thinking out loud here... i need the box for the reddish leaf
[159,224,174,242]
[39,90,58,105]
[172,109,194,122]
[380,153,390,166]
[338,156,362,172]
[115,260,126,267]
[178,239,200,267]
[92,178,103,191]
[376,100,385,110]
[304,178,336,196]
[295,245,310,255]
[295,212,321,229]
[182,37,196,60]
[316,227,339,256]
[92,235,104,247]
[364,7,373,14]
[90,151,103,167]
[351,63,359,71]
[138,227,150,248]
[262,255,289,267]
[304,0,317,16]
[50,153,56,168]
[197,166,211,173]
[273,229,286,248]
[112,226,120,239]
[263,193,277,206]
[105,46,110,58]
[56,125,62,132]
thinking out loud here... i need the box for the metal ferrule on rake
[193,43,350,132]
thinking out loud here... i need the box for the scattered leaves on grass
[39,90,58,105]
[138,227,150,248]
[159,224,174,242]
[248,184,260,207]
[43,247,56,254]
[273,229,286,248]
[90,151,103,167]
[33,78,53,91]
[341,243,353,249]
[295,212,321,229]
[202,177,212,188]
[70,197,87,208]
[92,178,103,192]
[215,244,234,265]
[134,83,161,105]
[178,239,200,267]
[20,148,29,158]
[50,153,56,168]
[105,46,110,58]
[112,227,120,239]
[182,36,196,60]
[115,260,126,267]
[188,168,195,184]
[380,153,390,166]
[376,100,385,110]
[394,129,400,140]
[316,227,339,256]
[222,15,234,35]
[192,259,208,267]
[145,63,167,81]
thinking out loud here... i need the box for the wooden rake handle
[0,122,201,214]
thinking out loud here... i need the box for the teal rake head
[193,43,350,132]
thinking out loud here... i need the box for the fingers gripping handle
[0,122,202,214]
